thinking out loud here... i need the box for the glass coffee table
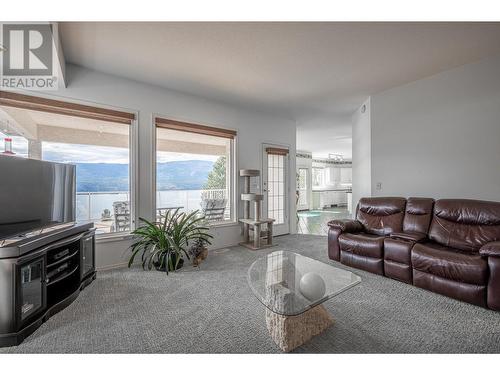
[248,251,361,352]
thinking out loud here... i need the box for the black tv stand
[0,223,96,347]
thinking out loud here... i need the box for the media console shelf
[0,223,96,347]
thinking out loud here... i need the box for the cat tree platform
[239,218,275,250]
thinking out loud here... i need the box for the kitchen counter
[312,189,351,209]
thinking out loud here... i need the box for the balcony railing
[76,189,229,234]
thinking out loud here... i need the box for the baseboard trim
[96,238,272,271]
[97,262,129,271]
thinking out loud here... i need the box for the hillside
[76,160,214,192]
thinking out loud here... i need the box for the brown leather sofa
[328,197,500,311]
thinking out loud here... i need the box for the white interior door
[262,145,290,236]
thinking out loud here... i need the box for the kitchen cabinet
[324,167,340,186]
[322,167,352,186]
[340,168,352,183]
[312,189,349,209]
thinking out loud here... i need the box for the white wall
[371,54,500,201]
[42,64,296,269]
[351,98,371,214]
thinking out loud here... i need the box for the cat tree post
[239,169,275,250]
[240,169,258,243]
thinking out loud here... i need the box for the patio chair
[112,201,131,232]
[200,198,227,222]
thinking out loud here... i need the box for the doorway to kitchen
[296,152,352,235]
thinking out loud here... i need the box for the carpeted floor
[2,234,500,354]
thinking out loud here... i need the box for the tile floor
[297,207,351,235]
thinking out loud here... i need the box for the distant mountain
[156,160,215,190]
[75,160,214,192]
[76,163,129,192]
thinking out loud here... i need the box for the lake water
[76,189,220,221]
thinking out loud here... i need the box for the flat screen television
[0,155,76,240]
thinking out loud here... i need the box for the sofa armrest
[327,219,363,233]
[390,231,427,243]
[480,241,500,257]
[327,219,362,261]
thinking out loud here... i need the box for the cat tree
[239,169,275,250]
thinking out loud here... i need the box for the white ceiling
[59,22,500,157]
[296,115,352,160]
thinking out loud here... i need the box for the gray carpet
[1,234,500,353]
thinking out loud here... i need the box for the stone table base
[265,304,334,352]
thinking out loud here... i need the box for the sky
[0,132,219,164]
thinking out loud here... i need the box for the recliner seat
[330,197,406,275]
[411,199,500,308]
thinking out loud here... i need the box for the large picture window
[155,117,235,224]
[0,92,135,235]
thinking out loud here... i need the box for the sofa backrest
[403,197,434,234]
[356,197,406,236]
[429,199,500,252]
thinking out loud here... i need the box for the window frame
[152,115,237,227]
[97,114,138,241]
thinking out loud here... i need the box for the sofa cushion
[412,242,488,285]
[429,199,500,252]
[413,269,487,307]
[338,233,384,259]
[389,231,427,243]
[340,252,384,275]
[384,237,413,264]
[356,197,406,236]
[403,197,434,234]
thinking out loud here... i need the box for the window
[155,117,235,224]
[0,130,28,157]
[312,167,324,188]
[297,168,308,206]
[298,168,307,190]
[0,92,135,236]
[267,153,286,224]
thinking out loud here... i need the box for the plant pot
[155,253,184,272]
[192,247,208,267]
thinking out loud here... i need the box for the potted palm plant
[128,208,213,274]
